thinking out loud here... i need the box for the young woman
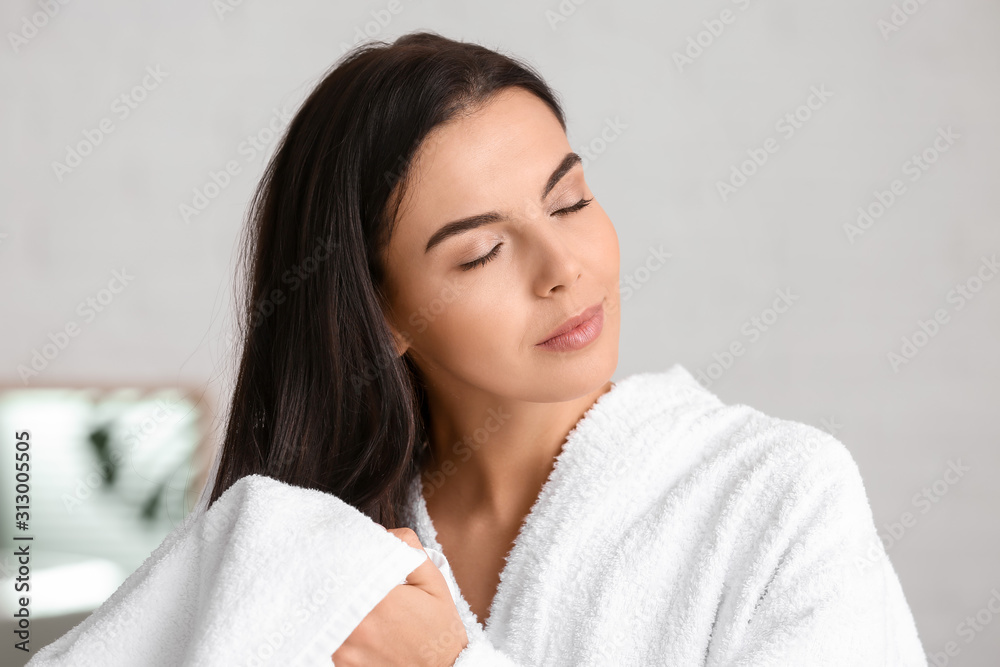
[199,30,928,666]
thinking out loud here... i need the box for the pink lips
[536,301,605,352]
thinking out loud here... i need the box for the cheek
[404,280,520,365]
[588,217,622,321]
[585,214,620,279]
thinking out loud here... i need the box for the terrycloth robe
[25,363,928,666]
[411,363,929,666]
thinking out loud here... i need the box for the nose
[528,220,583,297]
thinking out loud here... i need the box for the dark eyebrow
[423,152,582,254]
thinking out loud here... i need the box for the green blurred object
[84,418,196,523]
[87,423,116,486]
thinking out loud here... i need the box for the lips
[537,300,604,345]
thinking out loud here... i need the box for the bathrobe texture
[25,363,927,666]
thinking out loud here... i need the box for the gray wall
[1,0,997,665]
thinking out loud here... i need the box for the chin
[524,343,619,403]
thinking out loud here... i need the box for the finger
[386,527,422,550]
[385,527,448,593]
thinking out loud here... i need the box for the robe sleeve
[709,433,929,667]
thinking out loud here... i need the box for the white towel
[28,362,929,665]
[25,473,432,666]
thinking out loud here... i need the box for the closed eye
[554,197,593,216]
[460,243,502,271]
[459,197,595,271]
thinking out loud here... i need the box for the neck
[418,378,614,524]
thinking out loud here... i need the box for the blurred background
[1,0,997,665]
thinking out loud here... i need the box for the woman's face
[380,86,620,402]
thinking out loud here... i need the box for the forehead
[393,88,569,239]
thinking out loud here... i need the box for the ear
[387,321,410,357]
[376,286,409,357]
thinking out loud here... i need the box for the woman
[197,30,927,665]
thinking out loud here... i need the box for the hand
[332,527,469,666]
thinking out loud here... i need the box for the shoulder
[708,395,867,511]
[650,372,884,569]
[618,364,870,511]
[694,393,875,540]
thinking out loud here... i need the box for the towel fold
[26,474,430,666]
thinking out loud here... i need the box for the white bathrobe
[26,363,928,666]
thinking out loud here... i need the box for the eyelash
[459,197,594,271]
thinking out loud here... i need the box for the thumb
[386,527,449,594]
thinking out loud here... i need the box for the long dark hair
[204,30,567,527]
